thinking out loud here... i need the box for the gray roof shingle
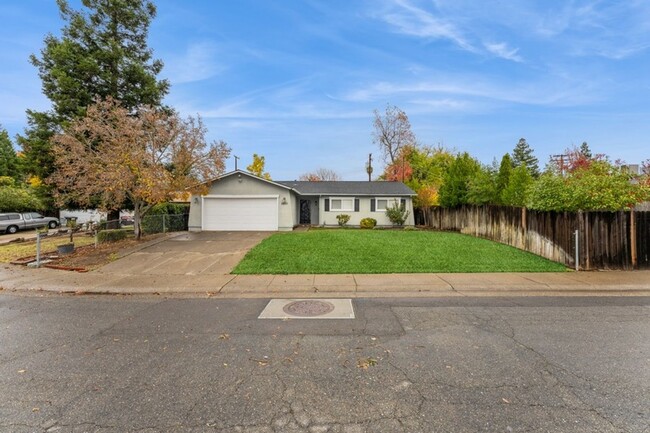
[276,180,415,196]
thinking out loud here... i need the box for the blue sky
[1,0,649,180]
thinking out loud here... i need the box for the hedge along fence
[141,213,189,234]
[141,202,190,234]
[422,205,649,270]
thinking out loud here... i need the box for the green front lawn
[233,229,567,274]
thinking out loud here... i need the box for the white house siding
[189,173,296,232]
[319,196,414,227]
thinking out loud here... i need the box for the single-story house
[188,170,416,231]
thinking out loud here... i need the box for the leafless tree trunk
[372,104,416,164]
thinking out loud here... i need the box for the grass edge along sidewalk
[233,229,568,275]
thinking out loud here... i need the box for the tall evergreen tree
[18,0,169,180]
[579,141,593,159]
[0,126,20,179]
[16,112,58,182]
[512,138,540,178]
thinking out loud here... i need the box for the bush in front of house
[386,202,410,226]
[97,228,132,243]
[336,214,351,227]
[360,217,377,229]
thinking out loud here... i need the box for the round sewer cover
[283,300,336,317]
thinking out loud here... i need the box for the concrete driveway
[97,231,271,276]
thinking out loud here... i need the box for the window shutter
[400,198,406,209]
[354,199,359,212]
[370,199,375,212]
[324,198,330,212]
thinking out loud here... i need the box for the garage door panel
[203,197,278,231]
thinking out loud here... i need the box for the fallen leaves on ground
[357,358,378,369]
[250,356,270,366]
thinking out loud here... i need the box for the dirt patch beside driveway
[95,231,271,276]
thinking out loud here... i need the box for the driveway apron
[96,231,271,276]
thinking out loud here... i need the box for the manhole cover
[282,300,336,317]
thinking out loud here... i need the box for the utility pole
[366,153,373,181]
[551,154,568,175]
[234,155,240,171]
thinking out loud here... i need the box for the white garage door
[202,196,278,231]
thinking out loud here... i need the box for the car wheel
[48,221,58,229]
[7,225,19,234]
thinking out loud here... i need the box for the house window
[375,198,399,211]
[330,198,354,211]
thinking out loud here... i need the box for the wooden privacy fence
[420,205,649,270]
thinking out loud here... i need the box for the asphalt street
[0,294,648,433]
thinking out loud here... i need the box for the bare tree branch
[372,104,416,164]
[299,168,341,181]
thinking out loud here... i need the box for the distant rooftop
[276,180,415,196]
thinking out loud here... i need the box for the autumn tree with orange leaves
[49,97,230,238]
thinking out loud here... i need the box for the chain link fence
[140,213,189,234]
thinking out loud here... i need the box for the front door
[299,200,311,224]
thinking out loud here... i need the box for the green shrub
[97,228,132,243]
[0,185,46,212]
[147,202,190,215]
[403,226,417,231]
[386,202,410,226]
[336,214,351,227]
[360,217,376,229]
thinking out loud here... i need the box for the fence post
[585,212,590,270]
[577,211,584,270]
[630,210,637,269]
[521,207,527,250]
[36,232,41,268]
[574,229,579,271]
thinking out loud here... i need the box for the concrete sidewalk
[1,263,649,297]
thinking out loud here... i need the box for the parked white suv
[0,212,60,234]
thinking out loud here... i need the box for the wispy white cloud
[163,41,223,84]
[407,98,470,111]
[498,1,650,60]
[340,75,600,107]
[483,42,523,62]
[374,0,526,62]
[378,0,474,52]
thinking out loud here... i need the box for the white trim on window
[330,197,354,212]
[375,197,399,212]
